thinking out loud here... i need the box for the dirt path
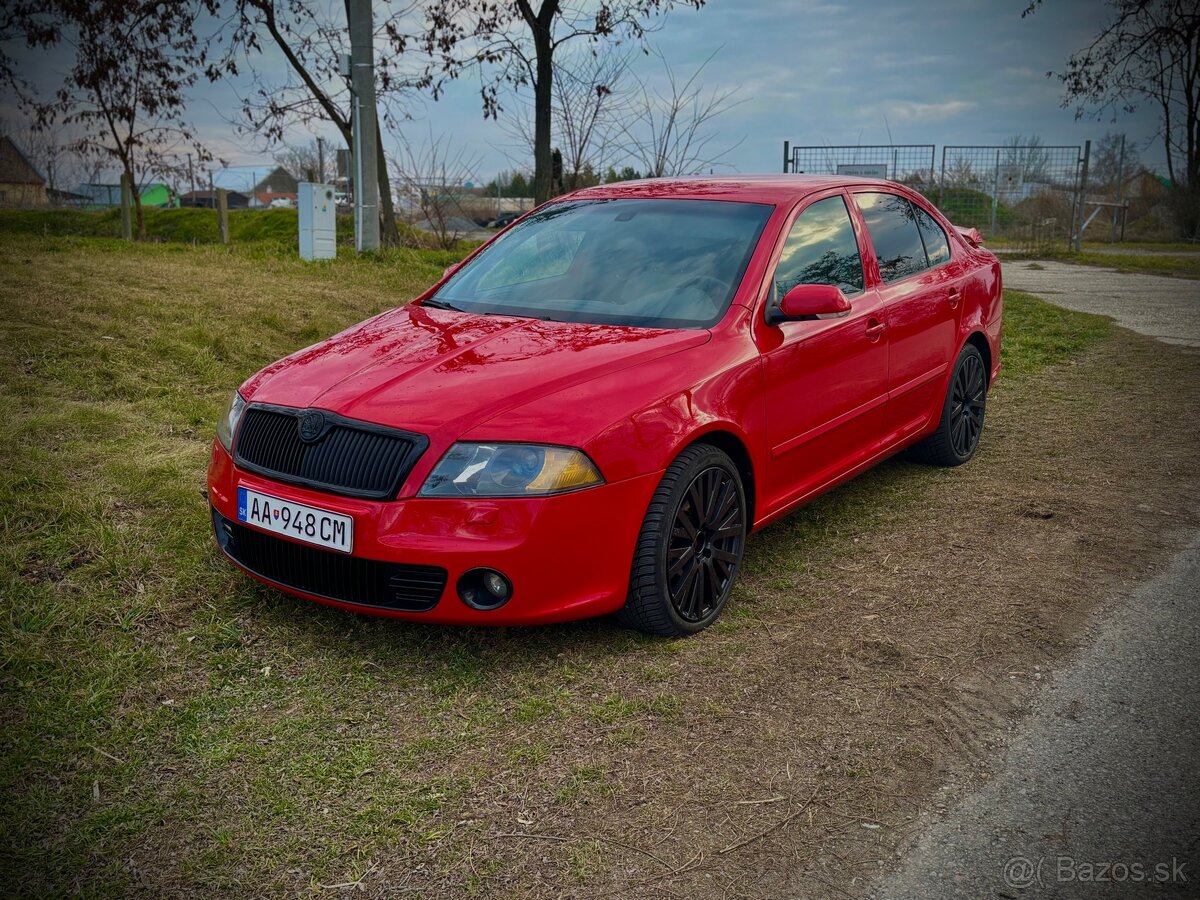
[1004,259,1200,347]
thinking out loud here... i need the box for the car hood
[241,303,711,438]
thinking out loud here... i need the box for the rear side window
[773,196,864,297]
[913,204,951,267]
[855,192,928,283]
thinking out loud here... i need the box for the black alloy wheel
[619,444,747,636]
[911,342,988,467]
[667,465,744,623]
[950,349,987,458]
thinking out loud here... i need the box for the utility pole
[347,0,380,252]
[187,152,195,203]
[317,136,326,185]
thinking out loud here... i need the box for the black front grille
[213,509,447,612]
[234,404,427,499]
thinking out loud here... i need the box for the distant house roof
[211,165,298,194]
[0,136,45,185]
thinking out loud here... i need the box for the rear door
[852,191,966,446]
[759,192,890,512]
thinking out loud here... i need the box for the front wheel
[618,444,747,636]
[911,342,988,467]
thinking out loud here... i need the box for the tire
[911,342,988,467]
[618,444,747,636]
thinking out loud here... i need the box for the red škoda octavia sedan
[209,176,1001,635]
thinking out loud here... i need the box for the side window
[913,204,951,267]
[855,192,929,283]
[773,196,864,298]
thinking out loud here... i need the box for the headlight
[419,443,603,498]
[216,391,247,452]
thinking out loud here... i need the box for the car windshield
[429,198,773,328]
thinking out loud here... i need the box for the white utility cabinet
[299,182,336,260]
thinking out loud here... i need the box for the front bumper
[207,441,660,625]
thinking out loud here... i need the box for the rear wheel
[618,444,747,636]
[911,342,988,467]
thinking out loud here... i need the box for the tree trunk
[532,28,555,204]
[375,131,400,246]
[127,166,145,239]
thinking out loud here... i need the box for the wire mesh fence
[936,145,1084,250]
[784,142,1090,251]
[788,144,936,193]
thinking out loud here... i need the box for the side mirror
[443,262,462,280]
[769,283,851,324]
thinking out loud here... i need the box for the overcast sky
[6,0,1165,184]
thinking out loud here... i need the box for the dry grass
[2,234,1199,898]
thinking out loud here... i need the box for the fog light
[458,568,513,610]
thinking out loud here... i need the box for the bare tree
[0,115,80,193]
[1001,134,1052,183]
[274,138,329,183]
[621,51,742,177]
[1026,0,1199,235]
[554,49,631,189]
[213,0,426,245]
[392,130,483,249]
[2,1,215,236]
[1091,131,1142,191]
[503,46,632,191]
[943,154,980,189]
[415,0,704,204]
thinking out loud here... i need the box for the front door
[760,193,890,513]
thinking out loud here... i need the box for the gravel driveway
[1004,259,1200,347]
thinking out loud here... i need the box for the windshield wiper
[422,298,465,311]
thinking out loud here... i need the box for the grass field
[0,207,466,251]
[1,234,1182,897]
[1080,240,1200,253]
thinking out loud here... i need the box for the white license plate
[237,487,354,553]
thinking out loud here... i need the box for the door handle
[946,288,961,309]
[865,319,886,341]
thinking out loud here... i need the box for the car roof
[565,174,912,205]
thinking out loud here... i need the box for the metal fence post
[990,149,1000,238]
[783,140,790,174]
[1111,134,1125,243]
[937,146,946,209]
[1073,140,1091,252]
[217,189,230,245]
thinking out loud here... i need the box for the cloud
[888,100,977,123]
